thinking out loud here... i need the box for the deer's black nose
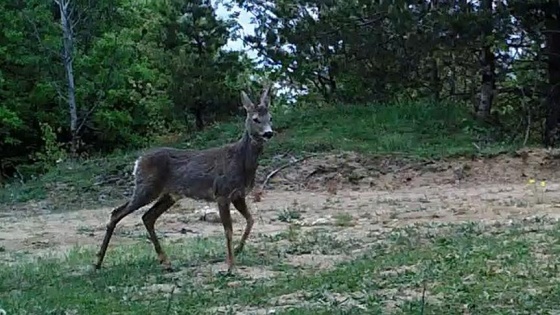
[263,131,273,139]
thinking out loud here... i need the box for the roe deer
[94,85,274,273]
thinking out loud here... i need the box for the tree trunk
[194,108,204,131]
[430,57,440,102]
[57,0,78,155]
[429,0,440,102]
[477,46,495,120]
[476,0,495,121]
[544,3,560,147]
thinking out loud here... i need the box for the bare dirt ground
[3,148,560,266]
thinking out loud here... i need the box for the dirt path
[2,179,560,260]
[4,148,560,263]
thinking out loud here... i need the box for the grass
[167,99,509,159]
[1,219,560,314]
[0,100,517,211]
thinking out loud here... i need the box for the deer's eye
[253,117,261,123]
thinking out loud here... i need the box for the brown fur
[94,85,274,273]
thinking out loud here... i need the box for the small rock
[227,281,242,288]
[292,219,306,226]
[311,217,333,226]
[194,206,238,224]
[526,288,539,296]
[202,211,222,223]
[143,283,181,294]
[30,239,50,248]
[180,227,197,234]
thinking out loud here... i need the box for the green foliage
[234,0,550,144]
[0,100,515,210]
[33,123,67,172]
[0,0,249,175]
[0,105,24,146]
[164,0,250,129]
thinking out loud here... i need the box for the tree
[55,0,79,154]
[476,0,497,121]
[1,0,254,176]
[164,0,247,130]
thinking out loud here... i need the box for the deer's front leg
[232,197,253,255]
[217,199,234,273]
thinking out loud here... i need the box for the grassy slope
[0,100,514,211]
[1,220,558,314]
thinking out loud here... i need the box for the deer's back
[136,145,238,202]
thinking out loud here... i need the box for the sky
[213,1,259,59]
[211,1,300,99]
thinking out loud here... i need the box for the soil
[2,148,560,267]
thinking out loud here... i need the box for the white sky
[213,1,258,59]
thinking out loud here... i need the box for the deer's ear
[240,91,254,111]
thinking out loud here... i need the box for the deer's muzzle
[262,131,274,140]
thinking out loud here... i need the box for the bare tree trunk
[476,0,496,121]
[544,3,560,147]
[57,0,79,155]
[428,0,440,102]
[430,57,440,102]
[194,104,204,131]
[477,46,495,119]
[449,51,456,97]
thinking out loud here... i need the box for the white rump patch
[133,158,141,177]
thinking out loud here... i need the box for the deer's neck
[237,130,264,189]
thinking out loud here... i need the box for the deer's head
[241,85,273,142]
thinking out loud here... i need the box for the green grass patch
[1,220,559,314]
[0,100,518,210]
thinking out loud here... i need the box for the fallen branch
[394,160,435,173]
[472,142,481,151]
[261,154,316,190]
[303,164,337,181]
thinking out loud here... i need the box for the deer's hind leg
[217,198,235,273]
[142,193,176,271]
[95,191,155,269]
[232,197,254,256]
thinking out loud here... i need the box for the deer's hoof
[217,269,235,277]
[160,261,174,272]
[227,263,237,275]
[162,266,174,273]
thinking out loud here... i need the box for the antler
[259,83,272,106]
